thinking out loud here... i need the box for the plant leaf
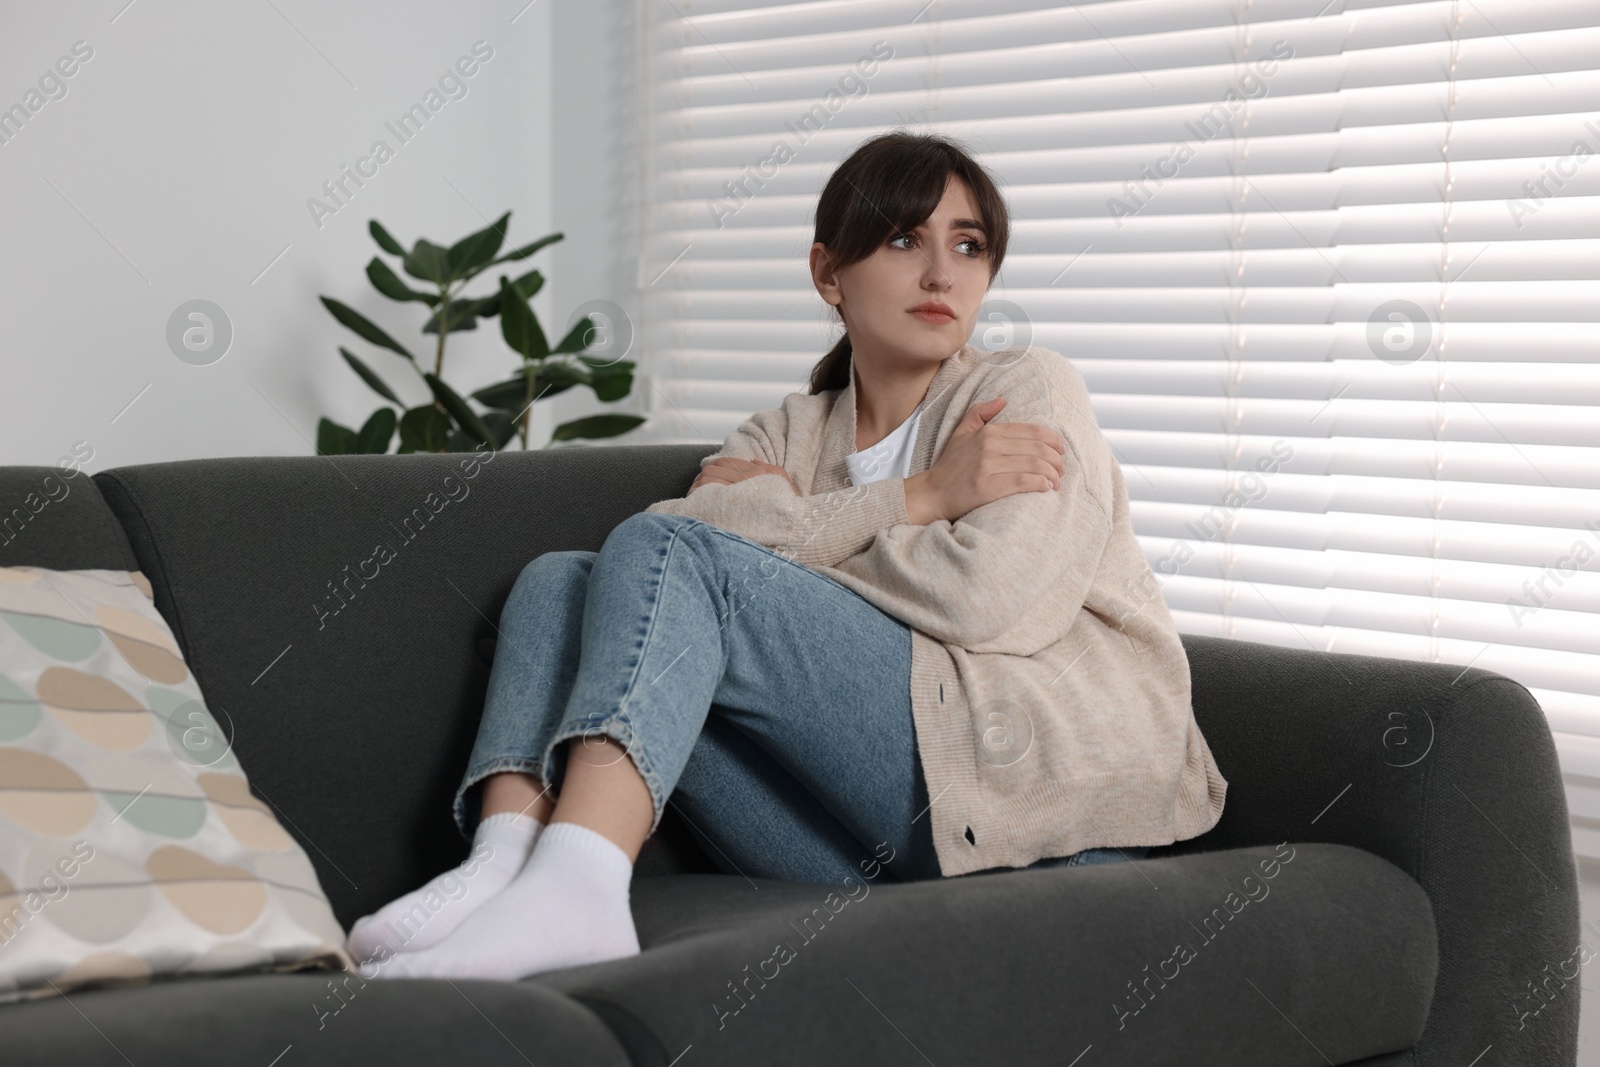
[339,347,405,405]
[586,362,634,403]
[448,211,510,276]
[483,410,517,448]
[403,239,453,284]
[369,219,405,256]
[356,407,397,453]
[421,299,479,335]
[470,374,535,411]
[447,411,516,452]
[423,372,494,445]
[398,404,450,453]
[321,297,415,361]
[497,276,550,361]
[490,231,563,266]
[467,268,543,318]
[366,257,438,305]
[550,316,596,355]
[550,413,647,442]
[470,368,575,410]
[541,360,591,388]
[316,417,358,455]
[578,353,636,373]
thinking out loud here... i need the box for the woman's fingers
[987,432,1066,481]
[989,422,1065,451]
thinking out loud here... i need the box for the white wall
[0,0,600,470]
[549,0,649,437]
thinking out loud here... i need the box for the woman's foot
[371,820,641,981]
[347,812,543,964]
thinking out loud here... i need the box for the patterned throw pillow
[0,566,351,1003]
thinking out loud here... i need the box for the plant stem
[520,357,533,450]
[431,282,451,444]
[433,283,448,378]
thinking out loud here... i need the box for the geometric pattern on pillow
[0,566,352,1003]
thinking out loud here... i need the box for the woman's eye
[890,232,985,256]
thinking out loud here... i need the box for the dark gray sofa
[0,446,1580,1066]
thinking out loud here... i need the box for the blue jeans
[454,511,1149,886]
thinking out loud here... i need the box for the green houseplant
[317,212,645,454]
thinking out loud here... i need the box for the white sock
[347,812,543,963]
[372,820,640,981]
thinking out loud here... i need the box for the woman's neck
[852,356,942,452]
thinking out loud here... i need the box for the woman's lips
[911,309,955,324]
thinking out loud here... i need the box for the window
[637,0,1600,849]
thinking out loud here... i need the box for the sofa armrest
[1160,634,1581,1066]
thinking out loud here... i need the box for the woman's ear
[810,242,842,308]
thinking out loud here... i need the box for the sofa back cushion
[0,466,139,573]
[92,445,719,925]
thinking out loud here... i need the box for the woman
[359,131,1227,982]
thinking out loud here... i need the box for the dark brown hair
[806,130,1010,395]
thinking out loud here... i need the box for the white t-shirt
[846,398,928,486]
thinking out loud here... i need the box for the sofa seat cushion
[0,971,632,1067]
[535,843,1437,1067]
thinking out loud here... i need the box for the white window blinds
[637,0,1600,794]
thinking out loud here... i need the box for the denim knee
[603,510,700,550]
[515,548,596,589]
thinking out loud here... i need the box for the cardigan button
[964,825,975,846]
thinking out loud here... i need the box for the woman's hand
[905,396,1065,525]
[691,456,801,496]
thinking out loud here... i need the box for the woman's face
[812,174,992,367]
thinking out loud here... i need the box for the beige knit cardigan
[645,342,1227,876]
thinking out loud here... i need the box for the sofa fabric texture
[0,456,1578,1065]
